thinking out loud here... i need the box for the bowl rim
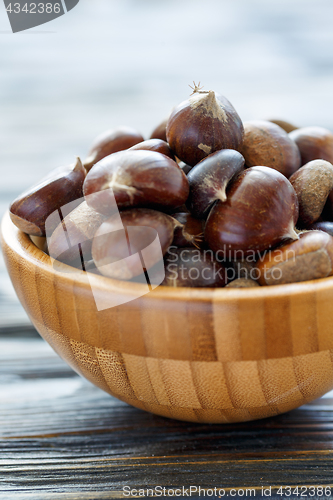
[2,210,333,304]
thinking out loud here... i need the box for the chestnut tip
[285,221,299,242]
[73,157,84,172]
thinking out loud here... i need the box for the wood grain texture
[1,332,333,498]
[3,211,333,423]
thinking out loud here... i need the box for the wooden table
[1,327,333,499]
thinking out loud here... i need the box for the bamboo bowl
[2,210,333,423]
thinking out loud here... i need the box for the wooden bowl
[2,210,333,424]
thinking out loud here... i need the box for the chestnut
[166,85,244,166]
[256,230,333,285]
[204,166,299,259]
[268,119,298,133]
[149,118,168,142]
[241,120,301,177]
[310,221,333,237]
[289,126,333,165]
[9,157,86,237]
[92,208,175,281]
[83,126,144,171]
[48,201,107,267]
[322,189,333,222]
[289,159,333,227]
[226,278,259,288]
[30,235,48,254]
[83,150,189,216]
[128,138,175,161]
[162,247,227,288]
[228,258,258,281]
[170,212,204,248]
[186,149,245,218]
[178,162,192,175]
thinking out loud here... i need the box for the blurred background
[1,0,333,326]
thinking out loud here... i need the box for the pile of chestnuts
[9,83,333,289]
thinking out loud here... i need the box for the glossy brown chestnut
[83,126,144,171]
[178,162,192,175]
[204,166,299,259]
[128,138,175,161]
[289,126,333,166]
[241,120,301,177]
[310,221,333,237]
[170,212,204,248]
[186,149,245,218]
[83,150,189,216]
[228,258,258,281]
[30,235,48,254]
[289,159,333,227]
[92,208,175,280]
[149,118,168,142]
[48,201,108,267]
[225,278,259,288]
[256,230,333,285]
[166,87,244,167]
[163,247,227,288]
[9,157,86,237]
[268,119,298,133]
[322,190,333,222]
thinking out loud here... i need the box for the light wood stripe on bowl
[3,210,333,423]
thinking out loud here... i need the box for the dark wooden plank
[1,332,333,497]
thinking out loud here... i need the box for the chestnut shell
[186,149,245,218]
[268,119,298,133]
[310,221,333,236]
[92,208,175,280]
[171,212,204,248]
[166,90,244,167]
[163,247,227,288]
[289,159,333,227]
[48,201,107,266]
[241,120,301,177]
[204,166,299,258]
[289,126,333,165]
[149,118,168,142]
[128,138,175,161]
[84,126,144,171]
[9,158,86,237]
[256,230,333,286]
[83,150,189,216]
